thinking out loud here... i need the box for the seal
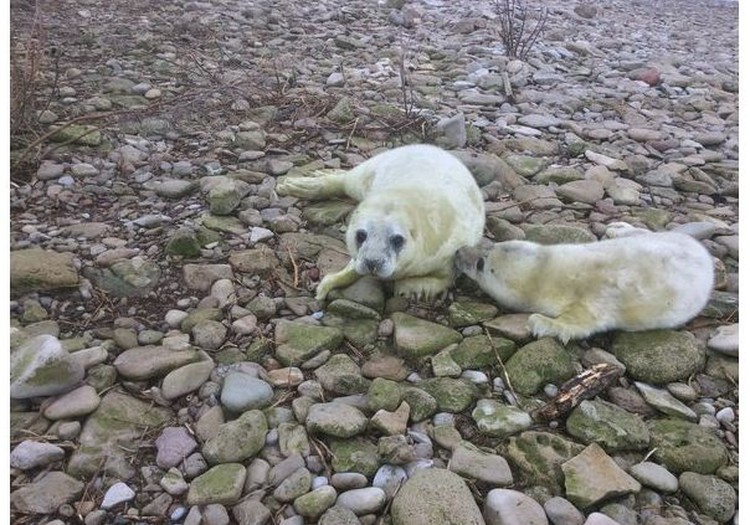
[455,225,714,343]
[277,144,485,301]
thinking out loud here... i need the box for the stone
[183,264,235,292]
[221,372,274,412]
[648,419,728,474]
[305,402,368,438]
[435,113,467,149]
[561,443,641,508]
[522,224,596,244]
[10,440,65,470]
[391,468,484,525]
[556,180,605,204]
[679,472,737,522]
[450,150,524,188]
[543,496,585,525]
[43,385,100,419]
[228,245,279,275]
[274,320,343,366]
[68,390,172,479]
[565,399,650,451]
[707,323,739,356]
[449,441,513,485]
[505,338,575,395]
[314,353,369,395]
[114,345,201,380]
[505,431,584,491]
[10,471,84,514]
[472,399,532,438]
[634,382,697,420]
[610,331,705,383]
[337,487,387,515]
[628,462,678,493]
[155,426,198,469]
[418,377,478,412]
[11,249,79,293]
[11,335,85,399]
[392,313,462,358]
[101,482,136,509]
[329,438,380,477]
[319,505,360,525]
[203,410,268,464]
[187,463,246,506]
[484,489,548,525]
[273,467,312,502]
[161,358,215,399]
[294,485,337,519]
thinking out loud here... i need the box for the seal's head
[347,215,411,279]
[455,245,488,280]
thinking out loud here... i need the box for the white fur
[455,231,714,343]
[277,144,485,301]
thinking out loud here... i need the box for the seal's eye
[476,258,485,272]
[355,230,368,246]
[390,234,405,251]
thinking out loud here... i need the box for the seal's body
[277,144,485,301]
[455,229,714,343]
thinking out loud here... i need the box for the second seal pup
[455,228,714,343]
[277,144,485,301]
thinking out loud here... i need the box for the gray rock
[319,505,360,525]
[114,345,201,380]
[11,249,79,293]
[314,353,369,395]
[43,384,100,419]
[329,438,380,477]
[10,471,84,514]
[679,472,737,522]
[306,402,368,438]
[583,513,622,525]
[561,443,641,508]
[232,499,271,525]
[472,399,532,438]
[450,150,524,188]
[484,488,548,525]
[522,224,596,244]
[294,485,337,519]
[161,358,215,400]
[275,320,344,366]
[435,113,467,149]
[418,377,478,413]
[634,382,697,420]
[648,419,728,473]
[101,482,136,509]
[707,323,739,356]
[610,330,705,384]
[156,179,198,199]
[187,463,246,505]
[372,465,408,498]
[183,264,235,292]
[68,390,172,479]
[565,399,650,451]
[203,410,268,464]
[556,180,605,204]
[155,426,198,469]
[505,338,575,395]
[208,178,251,215]
[449,441,514,485]
[273,467,312,502]
[505,432,585,491]
[392,312,462,358]
[628,462,678,493]
[11,334,85,399]
[543,496,585,525]
[10,440,65,470]
[336,487,387,515]
[391,468,484,525]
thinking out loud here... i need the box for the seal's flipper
[393,274,454,302]
[527,306,601,345]
[276,169,350,200]
[315,261,360,302]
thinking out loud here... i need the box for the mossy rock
[451,335,516,369]
[566,399,650,451]
[505,338,575,395]
[648,419,728,474]
[447,301,499,328]
[610,330,705,384]
[417,378,479,413]
[521,224,596,245]
[329,437,380,477]
[504,431,585,492]
[275,321,344,366]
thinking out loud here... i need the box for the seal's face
[347,217,410,279]
[455,245,487,280]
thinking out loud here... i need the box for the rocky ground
[8,0,739,524]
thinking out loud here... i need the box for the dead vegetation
[494,0,548,61]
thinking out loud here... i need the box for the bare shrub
[494,0,548,61]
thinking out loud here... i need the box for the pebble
[220,372,274,412]
[484,489,548,525]
[100,482,136,509]
[10,440,66,470]
[336,487,387,515]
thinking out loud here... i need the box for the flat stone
[11,334,85,399]
[392,313,462,358]
[101,482,136,509]
[679,472,737,522]
[306,402,368,438]
[161,358,215,400]
[43,384,100,420]
[187,464,246,506]
[114,345,201,380]
[202,410,268,464]
[11,249,79,293]
[635,382,697,420]
[628,461,678,492]
[10,471,84,514]
[449,441,514,485]
[484,488,548,525]
[10,440,65,470]
[155,427,198,469]
[220,372,274,412]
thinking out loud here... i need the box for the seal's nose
[364,259,380,273]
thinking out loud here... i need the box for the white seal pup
[455,227,714,343]
[276,144,485,301]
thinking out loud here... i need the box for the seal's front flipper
[315,261,359,302]
[528,306,602,344]
[394,274,453,302]
[277,169,350,200]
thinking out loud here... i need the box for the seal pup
[455,227,714,343]
[277,144,485,301]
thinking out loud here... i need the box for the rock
[305,402,368,438]
[166,228,203,257]
[628,67,661,86]
[187,463,246,505]
[319,505,360,525]
[336,487,387,515]
[543,496,585,525]
[114,345,201,380]
[628,462,678,493]
[275,320,344,366]
[51,124,101,145]
[11,334,85,399]
[11,249,79,293]
[68,390,172,479]
[156,179,197,199]
[472,399,532,438]
[294,485,337,519]
[10,471,84,514]
[329,437,380,477]
[450,150,524,188]
[634,382,697,420]
[203,410,268,464]
[10,440,65,470]
[208,178,251,215]
[370,401,410,436]
[101,482,136,509]
[522,224,596,244]
[228,245,279,275]
[183,264,235,292]
[505,431,585,491]
[505,338,575,395]
[484,488,548,525]
[221,372,274,412]
[373,465,408,498]
[556,180,605,204]
[391,468,484,525]
[435,113,467,149]
[565,399,650,451]
[610,331,705,383]
[43,384,100,419]
[679,472,737,522]
[161,358,215,399]
[273,467,312,502]
[707,323,738,356]
[314,353,369,395]
[155,426,198,469]
[449,441,514,485]
[561,443,641,508]
[648,419,728,474]
[418,377,478,412]
[392,313,462,358]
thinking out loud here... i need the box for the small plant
[494,0,548,61]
